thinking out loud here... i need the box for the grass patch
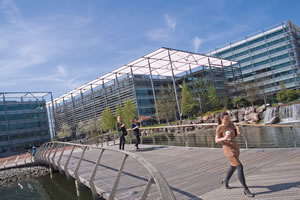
[271,100,300,107]
[141,123,168,128]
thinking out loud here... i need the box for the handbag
[121,126,128,136]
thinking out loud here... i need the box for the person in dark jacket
[131,118,141,149]
[31,146,36,156]
[116,116,126,150]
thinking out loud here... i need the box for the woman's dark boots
[236,164,255,197]
[222,165,236,189]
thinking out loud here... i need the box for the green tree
[276,81,300,103]
[115,104,123,119]
[86,119,98,137]
[245,82,260,106]
[222,97,233,110]
[232,96,250,108]
[77,121,86,138]
[95,117,102,134]
[56,123,72,139]
[286,89,299,102]
[193,78,209,114]
[181,81,198,118]
[156,84,177,123]
[122,99,137,128]
[208,84,220,110]
[276,81,288,103]
[101,107,115,132]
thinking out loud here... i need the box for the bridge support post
[57,144,66,174]
[64,146,76,180]
[141,177,154,200]
[74,147,87,184]
[290,127,297,148]
[51,144,59,171]
[90,149,105,200]
[24,152,28,164]
[75,179,81,198]
[240,126,248,149]
[109,154,129,200]
[47,143,55,165]
[49,166,53,179]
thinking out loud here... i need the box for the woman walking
[215,112,255,197]
[116,116,127,150]
[131,118,141,149]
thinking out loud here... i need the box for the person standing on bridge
[131,118,141,150]
[215,112,255,197]
[116,116,127,150]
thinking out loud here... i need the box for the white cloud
[164,14,176,30]
[146,28,172,42]
[56,65,67,77]
[0,0,99,94]
[146,14,177,42]
[0,0,28,29]
[193,36,203,52]
[26,64,82,90]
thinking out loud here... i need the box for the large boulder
[256,105,266,113]
[270,116,280,124]
[181,120,189,125]
[231,115,238,122]
[238,109,246,116]
[249,113,260,122]
[213,117,219,123]
[238,114,244,122]
[244,114,251,121]
[245,107,256,115]
[203,115,209,121]
[231,110,239,116]
[194,116,203,124]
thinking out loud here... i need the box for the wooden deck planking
[51,145,300,199]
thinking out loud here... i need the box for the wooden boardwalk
[54,145,300,200]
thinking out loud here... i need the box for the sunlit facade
[209,20,300,102]
[0,92,51,153]
[48,48,240,135]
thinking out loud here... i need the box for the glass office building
[0,92,52,153]
[209,20,300,102]
[48,48,240,135]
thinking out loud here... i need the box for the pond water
[0,173,93,200]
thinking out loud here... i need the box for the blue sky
[1,0,300,99]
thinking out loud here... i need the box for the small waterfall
[279,103,300,123]
[264,107,278,123]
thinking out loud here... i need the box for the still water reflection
[0,173,93,200]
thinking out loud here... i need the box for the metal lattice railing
[74,123,300,149]
[35,141,176,200]
[0,152,34,170]
[116,123,300,149]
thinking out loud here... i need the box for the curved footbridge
[35,142,300,200]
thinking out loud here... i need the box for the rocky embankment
[0,166,49,186]
[178,105,267,125]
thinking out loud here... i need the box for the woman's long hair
[218,112,229,125]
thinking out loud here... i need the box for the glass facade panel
[211,21,300,99]
[0,98,50,153]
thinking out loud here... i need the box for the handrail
[35,141,175,200]
[124,122,299,149]
[0,153,34,170]
[138,123,300,130]
[75,122,300,149]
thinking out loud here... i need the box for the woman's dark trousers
[135,134,140,148]
[119,135,125,150]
